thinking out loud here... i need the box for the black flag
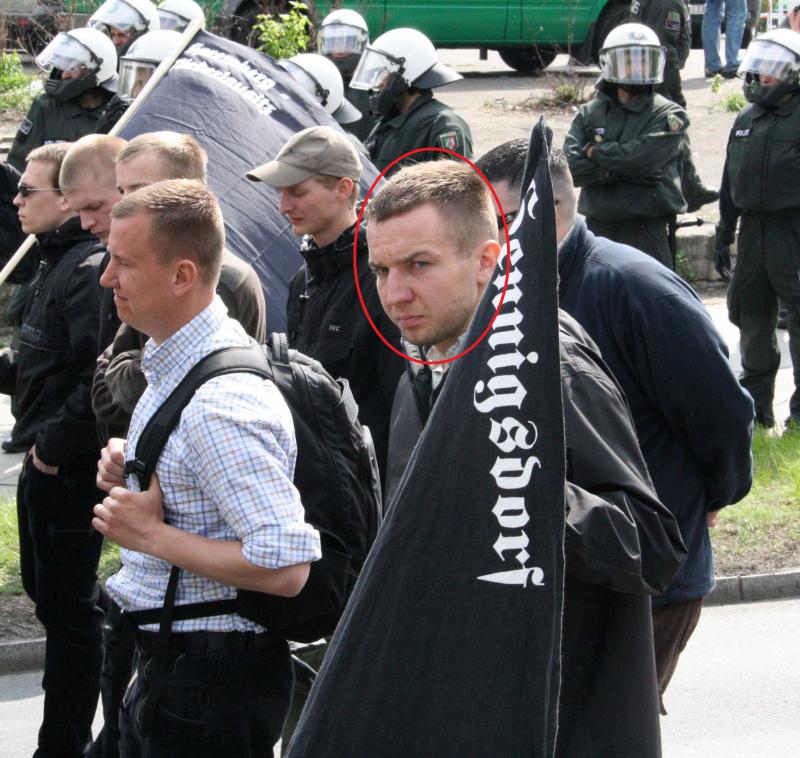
[118,30,380,331]
[286,119,565,757]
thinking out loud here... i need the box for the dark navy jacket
[558,217,754,605]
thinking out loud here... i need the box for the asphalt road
[1,598,797,757]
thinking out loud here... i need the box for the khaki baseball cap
[247,125,363,187]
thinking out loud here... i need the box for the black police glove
[714,242,732,281]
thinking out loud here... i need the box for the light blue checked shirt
[106,298,321,632]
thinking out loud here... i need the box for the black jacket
[386,311,686,758]
[558,218,753,604]
[0,217,104,465]
[287,223,404,481]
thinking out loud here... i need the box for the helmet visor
[118,58,156,101]
[89,0,147,32]
[157,9,189,31]
[280,60,328,106]
[601,45,664,84]
[36,33,98,76]
[350,46,401,91]
[318,24,368,58]
[738,40,799,83]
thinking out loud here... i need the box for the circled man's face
[367,202,499,355]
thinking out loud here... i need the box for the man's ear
[337,177,355,202]
[171,258,201,297]
[58,193,72,214]
[476,239,501,285]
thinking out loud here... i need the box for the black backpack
[126,335,382,644]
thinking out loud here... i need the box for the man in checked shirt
[92,179,321,757]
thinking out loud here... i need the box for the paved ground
[1,598,797,757]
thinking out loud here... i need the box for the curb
[1,569,799,675]
[704,568,800,607]
[0,637,45,675]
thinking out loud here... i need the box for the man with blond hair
[92,131,266,439]
[61,134,128,355]
[2,142,106,758]
[93,179,320,757]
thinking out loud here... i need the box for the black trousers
[728,212,800,421]
[88,591,135,758]
[17,452,104,758]
[120,636,293,758]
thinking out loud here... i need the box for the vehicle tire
[498,46,557,74]
[591,1,630,62]
[229,1,288,47]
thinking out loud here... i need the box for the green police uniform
[717,92,800,424]
[564,87,688,268]
[629,0,691,107]
[7,93,109,173]
[364,90,473,174]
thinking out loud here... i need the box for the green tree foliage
[254,1,311,60]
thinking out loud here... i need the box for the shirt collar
[141,297,228,388]
[404,331,469,389]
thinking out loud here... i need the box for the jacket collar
[556,216,591,297]
[36,216,95,261]
[300,222,365,284]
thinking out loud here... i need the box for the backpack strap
[125,344,273,491]
[125,343,276,737]
[269,331,291,366]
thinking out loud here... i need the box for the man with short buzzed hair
[93,179,320,757]
[87,131,267,758]
[2,141,106,758]
[61,134,128,355]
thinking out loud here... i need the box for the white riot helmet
[157,0,205,32]
[36,27,119,101]
[117,29,182,102]
[280,53,362,125]
[318,9,369,77]
[599,23,665,85]
[89,0,160,50]
[739,28,800,107]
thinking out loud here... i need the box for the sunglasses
[17,184,61,198]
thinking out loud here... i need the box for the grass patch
[0,494,121,595]
[717,91,747,113]
[0,52,36,115]
[712,428,800,575]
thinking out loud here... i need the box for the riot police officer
[317,8,374,141]
[629,0,719,212]
[7,28,118,172]
[89,0,160,56]
[96,28,183,133]
[564,23,687,268]
[350,27,473,174]
[716,28,800,428]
